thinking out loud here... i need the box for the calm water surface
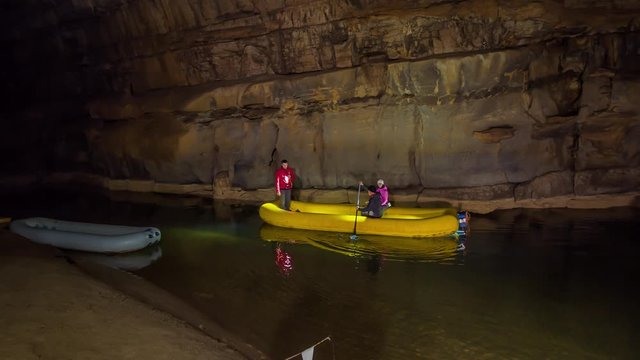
[3,188,639,359]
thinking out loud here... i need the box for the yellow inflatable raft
[259,201,459,237]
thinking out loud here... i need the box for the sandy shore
[0,227,265,360]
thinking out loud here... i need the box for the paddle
[350,183,362,240]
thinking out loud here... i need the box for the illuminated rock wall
[1,0,639,204]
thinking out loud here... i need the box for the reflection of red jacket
[275,166,295,192]
[275,247,293,275]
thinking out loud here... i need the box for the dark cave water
[2,187,639,359]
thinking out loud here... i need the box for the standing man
[275,159,296,211]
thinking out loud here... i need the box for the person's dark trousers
[281,189,292,210]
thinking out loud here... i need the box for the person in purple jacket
[359,179,391,209]
[376,179,391,209]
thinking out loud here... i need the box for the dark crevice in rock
[339,95,384,106]
[532,116,577,140]
[177,112,199,124]
[409,150,420,187]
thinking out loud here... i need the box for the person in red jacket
[275,159,296,210]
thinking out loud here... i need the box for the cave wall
[1,0,639,203]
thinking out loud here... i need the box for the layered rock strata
[1,0,639,210]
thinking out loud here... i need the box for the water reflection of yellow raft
[259,201,458,237]
[260,224,459,261]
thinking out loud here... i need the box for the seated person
[360,179,392,208]
[376,179,391,208]
[359,185,384,218]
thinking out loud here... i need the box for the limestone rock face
[1,0,639,205]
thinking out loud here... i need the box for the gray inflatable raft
[10,217,161,253]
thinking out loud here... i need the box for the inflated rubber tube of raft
[259,201,459,237]
[10,217,161,253]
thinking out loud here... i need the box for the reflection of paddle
[350,183,362,240]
